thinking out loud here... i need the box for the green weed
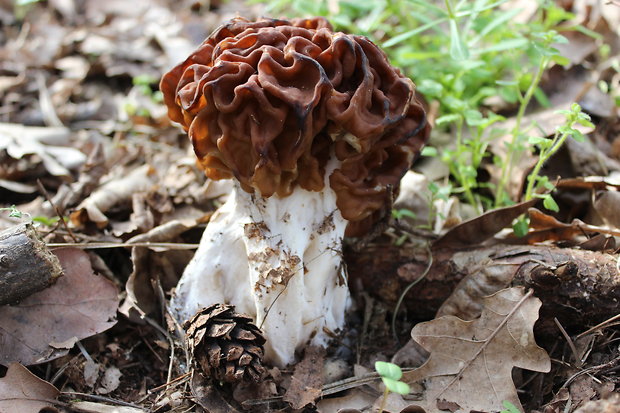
[264,0,594,229]
[374,361,410,413]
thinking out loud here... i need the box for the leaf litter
[0,0,619,412]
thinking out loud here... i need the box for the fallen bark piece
[0,223,63,305]
[347,242,620,332]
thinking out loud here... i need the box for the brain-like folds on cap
[161,17,429,235]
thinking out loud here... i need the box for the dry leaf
[0,248,118,366]
[593,191,620,228]
[0,363,59,413]
[573,393,620,413]
[435,253,516,320]
[0,122,86,177]
[119,220,195,320]
[394,170,432,228]
[96,366,122,395]
[527,207,620,243]
[69,401,145,413]
[432,199,537,249]
[283,346,325,409]
[316,388,376,413]
[401,287,551,413]
[190,372,241,413]
[70,164,157,228]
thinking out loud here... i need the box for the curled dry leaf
[0,363,59,413]
[526,207,620,244]
[432,198,537,249]
[400,287,550,413]
[315,388,376,413]
[0,248,118,366]
[119,220,195,320]
[68,401,145,413]
[0,122,86,177]
[70,164,157,228]
[47,142,107,214]
[593,191,620,228]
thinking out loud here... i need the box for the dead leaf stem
[576,313,620,339]
[554,317,582,367]
[46,241,199,250]
[391,242,433,343]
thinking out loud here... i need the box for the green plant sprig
[495,29,569,206]
[524,103,594,205]
[375,361,410,413]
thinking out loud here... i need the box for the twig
[144,372,191,395]
[49,354,81,386]
[76,340,94,364]
[576,313,620,339]
[554,317,582,368]
[46,241,199,250]
[152,277,177,386]
[61,391,143,409]
[142,315,177,389]
[391,243,433,343]
[37,179,78,242]
[561,357,620,388]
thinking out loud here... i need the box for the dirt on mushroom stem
[170,156,351,366]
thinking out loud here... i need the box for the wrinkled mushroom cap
[161,17,430,236]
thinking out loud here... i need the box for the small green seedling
[500,400,522,413]
[0,205,24,218]
[375,361,410,413]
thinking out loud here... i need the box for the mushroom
[160,17,430,367]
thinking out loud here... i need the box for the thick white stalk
[170,161,350,366]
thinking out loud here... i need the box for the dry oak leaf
[0,248,118,366]
[0,363,59,413]
[401,287,550,413]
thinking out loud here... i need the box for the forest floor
[0,1,619,412]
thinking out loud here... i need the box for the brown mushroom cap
[160,17,430,236]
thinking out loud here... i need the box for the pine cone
[185,304,266,383]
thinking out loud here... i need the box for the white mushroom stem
[171,159,350,367]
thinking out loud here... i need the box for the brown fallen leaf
[435,252,515,321]
[573,393,620,413]
[70,164,157,228]
[432,198,537,249]
[0,363,59,413]
[0,122,86,178]
[556,176,620,191]
[526,207,620,244]
[316,388,376,413]
[119,220,195,320]
[68,401,145,413]
[593,191,620,228]
[190,372,241,413]
[0,248,118,366]
[400,287,551,413]
[283,346,325,409]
